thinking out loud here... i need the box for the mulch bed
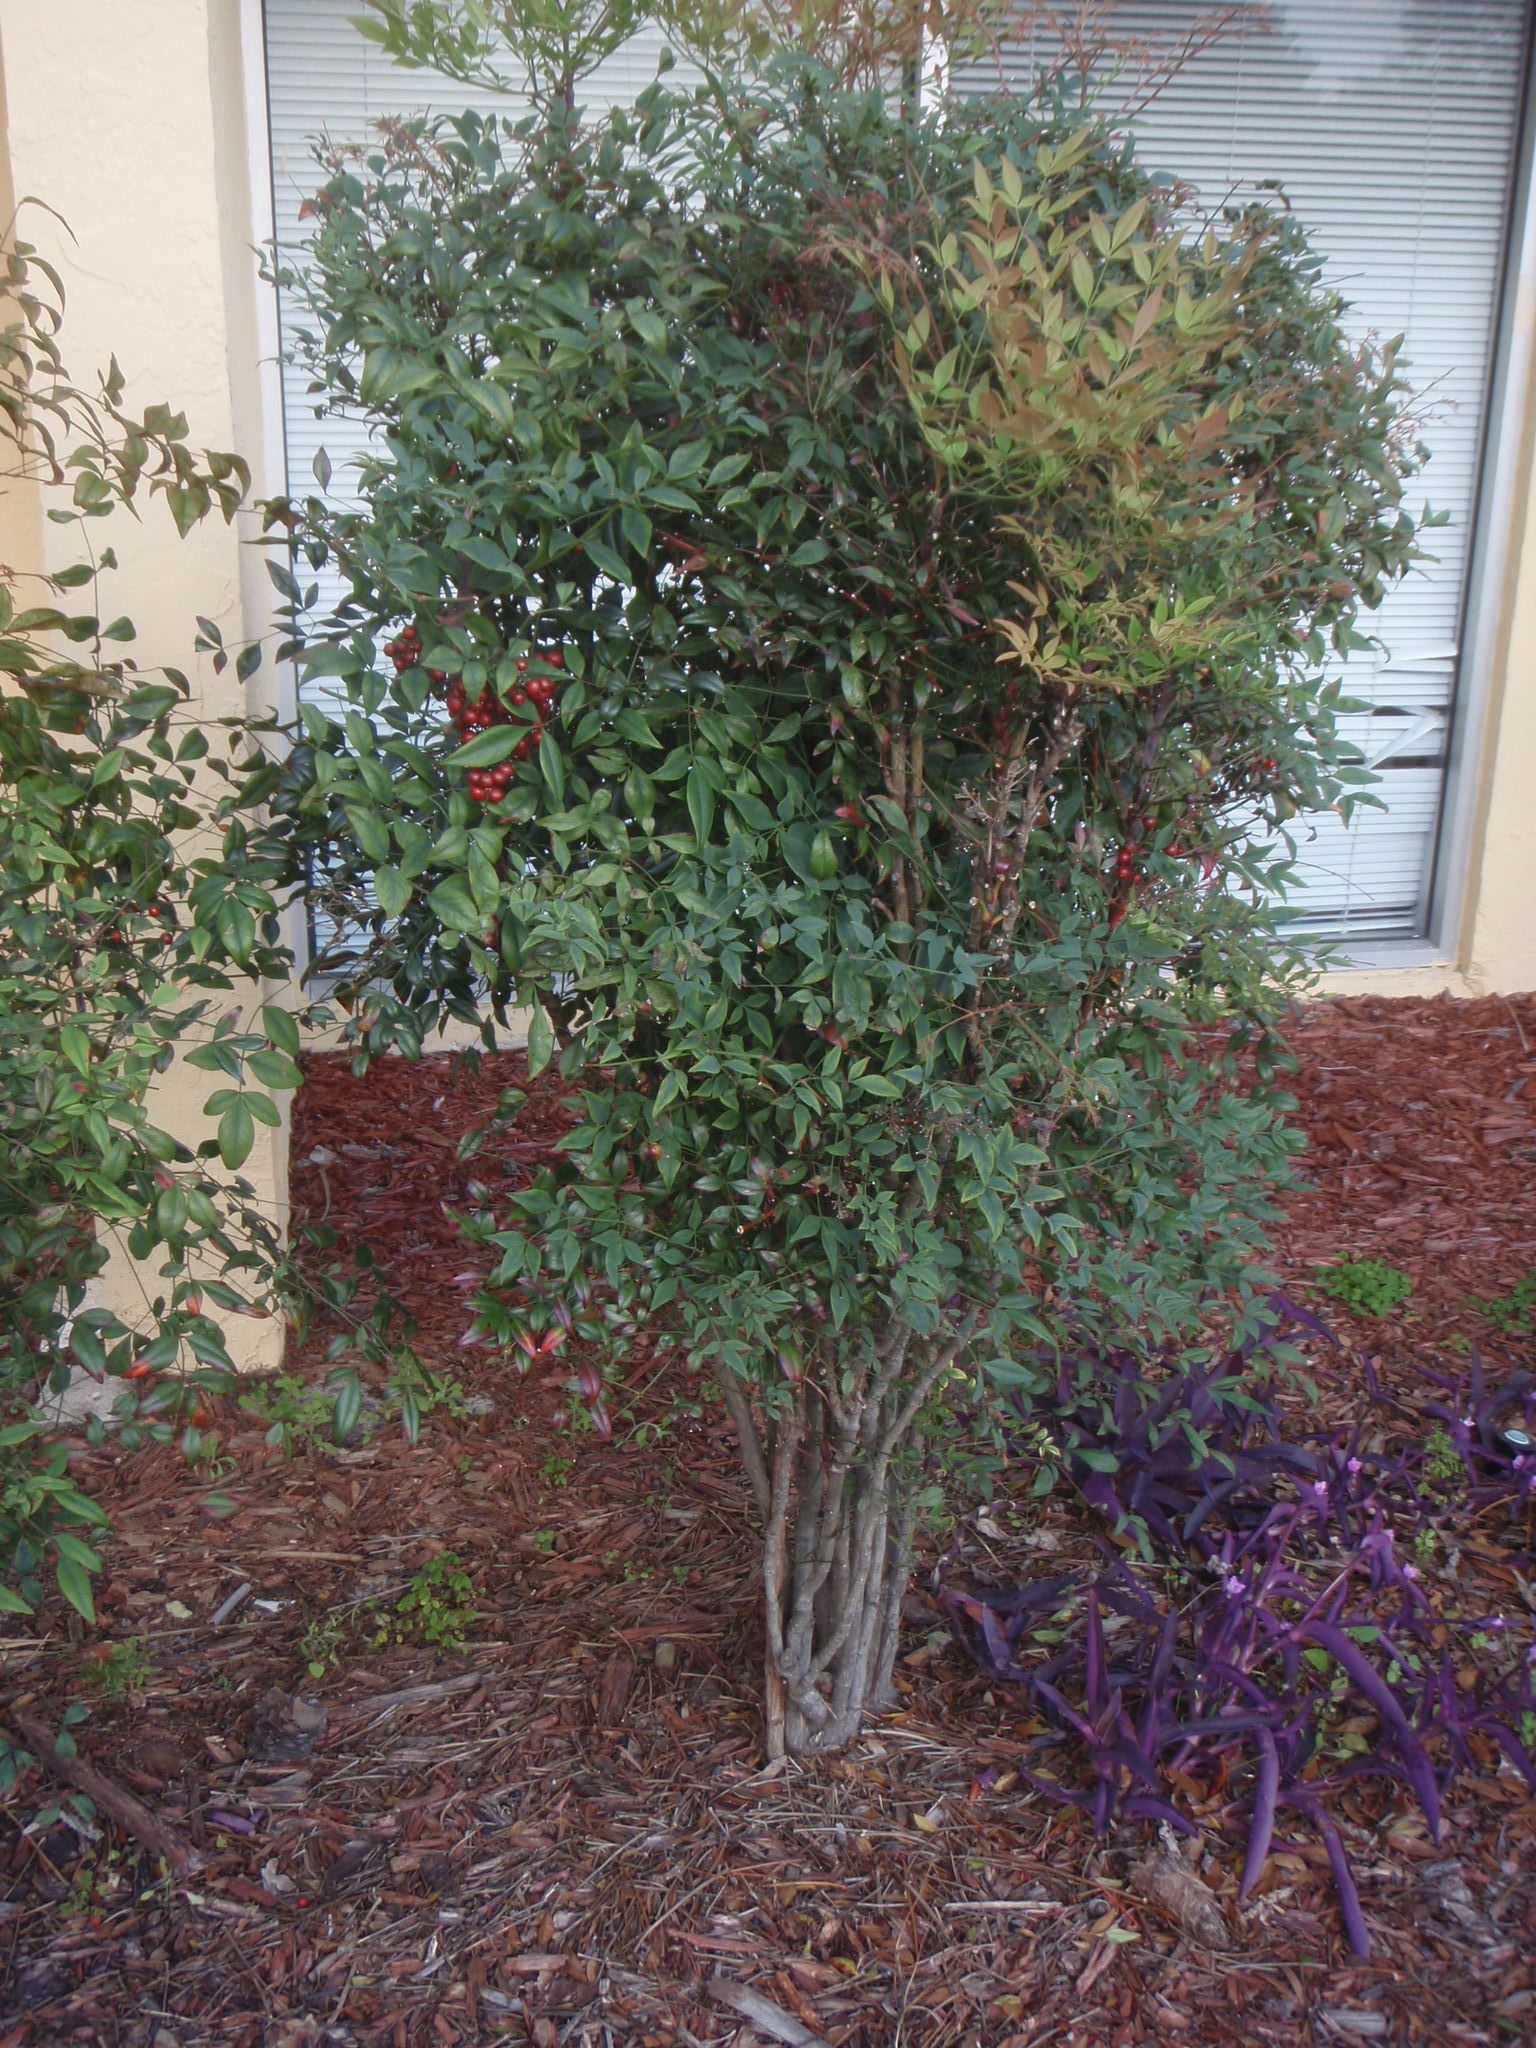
[2,993,1534,2047]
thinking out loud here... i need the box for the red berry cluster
[384,623,421,672]
[439,649,566,808]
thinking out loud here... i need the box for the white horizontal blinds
[954,1,1530,942]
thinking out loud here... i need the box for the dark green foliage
[0,232,297,1624]
[257,7,1422,1748]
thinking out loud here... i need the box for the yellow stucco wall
[0,0,288,1369]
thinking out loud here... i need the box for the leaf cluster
[0,232,302,1621]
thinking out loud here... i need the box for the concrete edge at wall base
[1312,968,1472,1000]
[1311,951,1474,1001]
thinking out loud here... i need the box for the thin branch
[718,1367,771,1520]
[7,1708,201,1877]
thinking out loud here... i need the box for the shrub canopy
[259,22,1422,1747]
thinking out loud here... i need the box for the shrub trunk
[722,1340,935,1758]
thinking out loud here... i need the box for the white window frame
[240,0,299,738]
[1419,3,1536,973]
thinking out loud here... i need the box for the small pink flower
[1346,1456,1363,1476]
[1403,1563,1420,1581]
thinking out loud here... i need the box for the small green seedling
[80,1636,152,1701]
[239,1373,344,1455]
[1315,1259,1414,1319]
[1423,1424,1463,1493]
[1468,1268,1536,1338]
[299,1610,347,1680]
[375,1552,477,1653]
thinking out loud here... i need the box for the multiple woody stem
[728,1315,976,1759]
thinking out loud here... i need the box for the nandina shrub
[256,2,1422,1753]
[0,230,299,1625]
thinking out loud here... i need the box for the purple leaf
[1085,1589,1106,1715]
[1267,1289,1338,1346]
[1240,1729,1279,1902]
[1312,1804,1372,1959]
[1297,1623,1441,1838]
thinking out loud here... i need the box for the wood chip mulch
[2,992,1534,2047]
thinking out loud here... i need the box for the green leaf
[217,1096,256,1170]
[331,1371,363,1444]
[262,1004,301,1058]
[620,506,652,558]
[219,898,256,966]
[852,1072,905,1098]
[539,728,566,805]
[51,1529,101,1574]
[525,1003,554,1079]
[375,866,413,918]
[687,762,715,848]
[583,538,631,585]
[450,725,521,768]
[428,876,481,933]
[246,1048,304,1091]
[628,306,668,349]
[346,804,392,863]
[59,1024,91,1077]
[56,1556,96,1624]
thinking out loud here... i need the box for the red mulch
[2,993,1534,2047]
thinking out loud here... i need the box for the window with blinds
[262,0,1530,948]
[953,0,1531,943]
